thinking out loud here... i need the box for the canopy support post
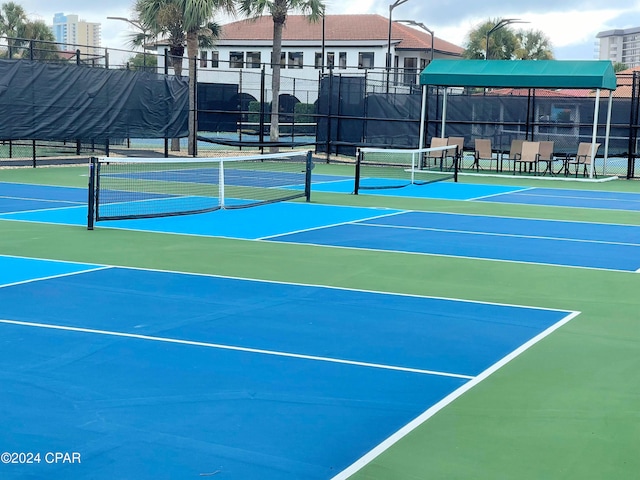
[440,87,448,138]
[589,89,601,179]
[419,84,427,149]
[603,90,614,175]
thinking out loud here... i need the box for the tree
[0,3,59,61]
[17,20,59,60]
[135,0,234,154]
[612,62,628,73]
[463,19,554,60]
[0,1,28,57]
[238,0,324,148]
[126,52,158,71]
[515,30,554,60]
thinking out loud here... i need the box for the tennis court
[0,160,638,480]
[2,182,640,272]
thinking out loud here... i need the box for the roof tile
[221,14,463,55]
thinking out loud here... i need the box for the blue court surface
[269,211,640,272]
[312,176,523,200]
[482,187,640,211]
[2,182,640,272]
[0,255,576,480]
[314,176,640,210]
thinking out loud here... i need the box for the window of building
[403,57,418,84]
[288,51,303,68]
[315,52,322,69]
[246,51,261,68]
[358,52,374,69]
[339,52,347,69]
[200,51,208,68]
[211,51,219,68]
[327,52,335,69]
[230,51,244,68]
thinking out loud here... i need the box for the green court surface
[1,164,639,480]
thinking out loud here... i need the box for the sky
[15,0,640,61]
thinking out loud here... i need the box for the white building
[52,13,101,56]
[156,14,462,103]
[597,27,640,68]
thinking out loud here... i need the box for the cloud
[13,0,640,61]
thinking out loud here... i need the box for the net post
[411,151,416,185]
[304,150,312,202]
[218,157,225,208]
[354,148,362,195]
[87,157,96,230]
[453,146,459,182]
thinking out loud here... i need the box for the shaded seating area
[565,142,601,177]
[500,139,524,172]
[537,141,556,176]
[447,136,465,168]
[422,137,449,169]
[419,60,617,179]
[514,141,540,175]
[472,138,498,171]
[422,137,458,170]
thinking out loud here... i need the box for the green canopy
[420,60,617,90]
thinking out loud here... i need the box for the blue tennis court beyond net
[2,182,640,272]
[0,255,574,480]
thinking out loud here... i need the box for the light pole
[387,0,410,91]
[485,18,528,60]
[397,20,434,63]
[107,16,150,70]
[321,14,325,74]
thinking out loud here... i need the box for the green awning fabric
[420,60,617,90]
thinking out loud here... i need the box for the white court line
[356,222,640,247]
[395,208,640,229]
[257,209,408,240]
[0,318,473,380]
[264,237,636,274]
[0,203,84,216]
[0,181,86,189]
[476,197,640,213]
[0,253,577,313]
[330,310,581,480]
[465,186,535,201]
[0,265,111,290]
[0,195,83,205]
[509,191,640,203]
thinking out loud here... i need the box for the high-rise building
[597,27,640,67]
[52,12,101,56]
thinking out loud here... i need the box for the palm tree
[0,1,28,57]
[515,30,554,60]
[237,0,324,148]
[135,0,234,154]
[17,20,60,60]
[463,19,519,60]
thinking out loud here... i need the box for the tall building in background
[52,13,101,56]
[597,27,640,67]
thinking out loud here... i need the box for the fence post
[259,66,266,153]
[191,55,198,157]
[164,48,169,157]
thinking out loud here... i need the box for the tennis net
[87,151,313,229]
[354,145,459,194]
